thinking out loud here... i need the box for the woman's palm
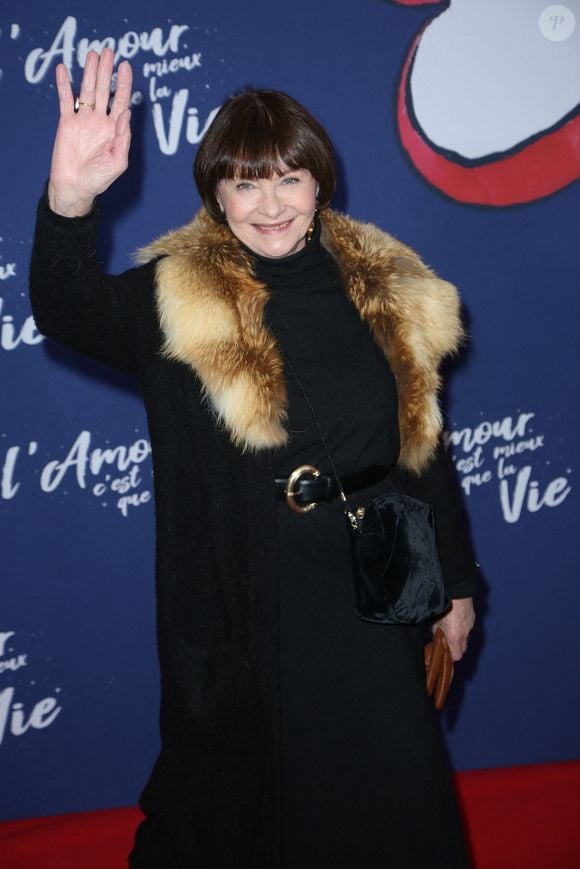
[49,49,132,215]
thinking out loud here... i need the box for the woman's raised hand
[48,48,133,217]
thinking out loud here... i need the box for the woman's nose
[258,187,284,218]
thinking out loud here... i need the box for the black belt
[275,462,388,514]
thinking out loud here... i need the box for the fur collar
[137,209,462,473]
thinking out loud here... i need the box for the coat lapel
[137,209,463,472]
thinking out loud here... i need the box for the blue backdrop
[1,0,579,821]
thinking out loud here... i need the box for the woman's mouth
[253,220,293,234]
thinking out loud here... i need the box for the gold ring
[285,464,320,514]
[74,97,95,111]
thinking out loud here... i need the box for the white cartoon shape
[393,0,580,205]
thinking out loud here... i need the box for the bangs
[216,113,308,181]
[216,149,301,182]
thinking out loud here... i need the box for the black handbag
[345,489,450,624]
[283,353,450,626]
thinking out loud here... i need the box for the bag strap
[281,351,361,529]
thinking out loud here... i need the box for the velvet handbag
[346,490,450,624]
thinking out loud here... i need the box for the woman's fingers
[55,63,74,116]
[77,50,98,110]
[111,109,132,172]
[94,48,115,113]
[115,108,131,138]
[110,60,133,121]
[59,49,131,120]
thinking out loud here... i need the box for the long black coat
[30,197,479,867]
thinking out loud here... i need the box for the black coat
[30,197,479,867]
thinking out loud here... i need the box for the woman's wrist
[47,181,95,218]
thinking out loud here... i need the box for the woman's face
[216,168,318,258]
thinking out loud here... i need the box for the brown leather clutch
[424,628,454,709]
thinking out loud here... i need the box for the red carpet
[1,762,579,868]
[456,762,580,868]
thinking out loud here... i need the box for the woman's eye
[236,181,254,191]
[281,177,299,185]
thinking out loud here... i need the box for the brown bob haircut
[194,88,337,223]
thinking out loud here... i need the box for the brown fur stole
[136,209,463,473]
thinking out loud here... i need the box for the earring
[306,209,318,243]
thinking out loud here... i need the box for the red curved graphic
[396,29,580,206]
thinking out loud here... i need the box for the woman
[31,48,479,868]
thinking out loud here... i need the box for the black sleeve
[29,193,161,376]
[388,439,482,598]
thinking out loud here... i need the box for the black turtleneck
[251,219,400,477]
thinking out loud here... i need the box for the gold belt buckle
[285,464,321,514]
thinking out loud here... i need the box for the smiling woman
[193,89,334,257]
[30,51,479,868]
